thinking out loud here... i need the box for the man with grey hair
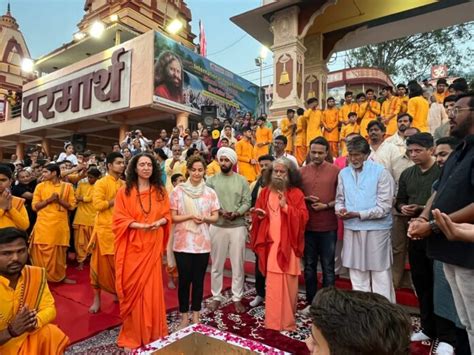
[206,147,251,314]
[335,136,396,302]
[251,157,308,331]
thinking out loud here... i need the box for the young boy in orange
[73,168,101,270]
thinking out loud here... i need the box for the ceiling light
[110,14,119,22]
[89,21,105,38]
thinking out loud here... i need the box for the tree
[346,23,474,83]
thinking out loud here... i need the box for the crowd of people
[0,77,473,355]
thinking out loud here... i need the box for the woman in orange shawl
[113,153,171,350]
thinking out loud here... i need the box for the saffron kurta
[294,114,307,166]
[0,266,69,355]
[280,117,295,153]
[381,96,401,136]
[407,96,430,133]
[236,139,257,183]
[113,186,171,348]
[30,181,76,282]
[251,187,308,331]
[304,108,323,146]
[89,175,124,294]
[73,181,96,263]
[322,108,340,157]
[434,91,448,104]
[399,95,409,113]
[338,102,359,125]
[0,196,29,231]
[339,123,360,157]
[164,158,187,192]
[254,126,273,158]
[206,160,221,177]
[358,100,381,139]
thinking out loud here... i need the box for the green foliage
[346,23,474,83]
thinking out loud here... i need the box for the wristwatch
[429,219,441,234]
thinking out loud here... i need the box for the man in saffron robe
[322,97,340,157]
[251,157,308,331]
[294,108,308,166]
[358,89,381,139]
[0,227,69,354]
[304,98,323,146]
[338,91,359,125]
[30,164,76,283]
[236,126,258,183]
[280,109,296,154]
[381,86,402,137]
[254,116,273,159]
[88,152,125,313]
[73,168,101,270]
[0,165,29,231]
[113,153,171,349]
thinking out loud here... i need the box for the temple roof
[0,2,19,30]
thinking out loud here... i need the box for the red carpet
[50,264,232,345]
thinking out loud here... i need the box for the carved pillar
[176,112,189,129]
[269,6,306,120]
[303,33,329,108]
[16,143,24,161]
[41,138,51,158]
[119,124,129,143]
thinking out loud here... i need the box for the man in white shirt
[385,113,413,155]
[367,120,401,171]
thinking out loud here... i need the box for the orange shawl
[251,187,308,275]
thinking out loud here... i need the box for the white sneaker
[249,296,264,307]
[434,342,454,355]
[301,305,311,316]
[410,331,431,342]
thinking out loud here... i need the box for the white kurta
[336,167,394,272]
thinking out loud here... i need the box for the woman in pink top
[169,156,220,329]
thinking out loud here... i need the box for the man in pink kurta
[251,158,308,331]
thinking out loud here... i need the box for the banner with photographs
[153,31,260,120]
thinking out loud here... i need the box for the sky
[10,0,341,87]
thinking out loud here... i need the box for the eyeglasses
[449,107,474,115]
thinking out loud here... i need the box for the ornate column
[41,138,51,158]
[303,33,329,108]
[119,124,129,144]
[269,6,306,120]
[15,142,24,161]
[176,112,189,129]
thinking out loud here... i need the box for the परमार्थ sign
[21,48,131,132]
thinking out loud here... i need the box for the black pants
[174,252,209,313]
[254,254,265,298]
[409,239,456,345]
[303,230,337,304]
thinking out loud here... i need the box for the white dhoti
[343,229,395,302]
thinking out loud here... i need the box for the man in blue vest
[335,136,395,302]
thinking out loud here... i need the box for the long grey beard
[269,177,288,192]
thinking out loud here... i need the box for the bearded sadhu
[250,157,308,331]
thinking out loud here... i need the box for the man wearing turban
[206,147,251,314]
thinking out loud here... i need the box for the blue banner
[153,31,260,120]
